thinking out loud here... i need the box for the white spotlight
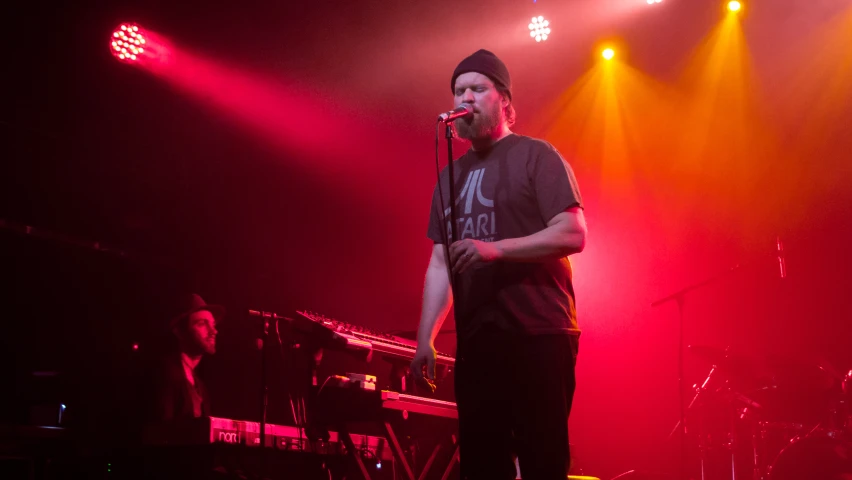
[528,16,551,42]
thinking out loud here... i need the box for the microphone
[437,104,473,123]
[776,236,786,279]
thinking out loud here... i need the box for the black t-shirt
[427,134,584,339]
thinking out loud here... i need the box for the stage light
[728,1,742,12]
[110,23,147,63]
[602,48,615,60]
[646,0,662,4]
[528,16,551,42]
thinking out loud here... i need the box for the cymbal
[689,346,838,390]
[762,353,836,391]
[688,345,759,370]
[688,345,768,388]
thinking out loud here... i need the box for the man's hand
[449,239,501,275]
[410,343,438,393]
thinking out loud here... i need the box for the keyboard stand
[420,436,459,480]
[337,423,373,480]
[336,419,458,480]
[338,420,416,480]
[440,442,460,480]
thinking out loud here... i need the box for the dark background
[3,0,851,478]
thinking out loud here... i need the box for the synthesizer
[316,380,459,423]
[206,416,392,460]
[380,391,458,420]
[292,311,456,366]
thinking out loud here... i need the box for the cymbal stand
[670,365,718,439]
[670,365,718,480]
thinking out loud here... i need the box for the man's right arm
[411,243,453,385]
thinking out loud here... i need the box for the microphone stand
[248,309,286,449]
[444,123,462,325]
[446,124,458,245]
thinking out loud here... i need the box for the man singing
[411,49,587,480]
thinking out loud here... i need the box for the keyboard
[206,416,392,460]
[381,391,458,419]
[293,311,455,366]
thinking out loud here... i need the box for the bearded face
[452,72,507,142]
[175,310,218,356]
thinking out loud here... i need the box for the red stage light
[110,23,147,63]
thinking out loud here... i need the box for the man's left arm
[450,143,586,274]
[497,206,586,260]
[450,207,586,274]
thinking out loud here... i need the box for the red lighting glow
[110,23,147,63]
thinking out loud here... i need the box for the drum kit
[681,345,852,480]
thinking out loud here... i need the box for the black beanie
[451,49,512,100]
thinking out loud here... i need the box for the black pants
[454,328,579,480]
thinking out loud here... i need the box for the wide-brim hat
[168,293,225,330]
